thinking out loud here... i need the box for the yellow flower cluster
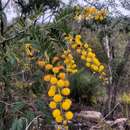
[62,49,78,74]
[25,44,34,57]
[75,6,107,22]
[40,59,73,129]
[65,34,108,82]
[25,44,39,59]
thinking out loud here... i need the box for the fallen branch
[90,102,120,129]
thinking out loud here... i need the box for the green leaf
[10,118,27,130]
[24,111,35,122]
[0,103,5,118]
[35,99,47,112]
[12,101,26,113]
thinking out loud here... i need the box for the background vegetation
[0,0,130,129]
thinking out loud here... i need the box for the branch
[0,30,24,44]
[25,115,42,130]
[2,0,10,10]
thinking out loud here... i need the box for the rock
[105,120,114,126]
[75,111,128,130]
[77,111,103,123]
[112,118,128,130]
[114,118,127,125]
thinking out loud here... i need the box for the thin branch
[0,30,24,44]
[0,100,12,106]
[25,115,42,130]
[2,0,10,10]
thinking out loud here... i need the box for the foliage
[70,69,103,104]
[0,0,130,130]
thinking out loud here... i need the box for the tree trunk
[104,35,130,118]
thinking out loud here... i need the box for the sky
[2,0,130,23]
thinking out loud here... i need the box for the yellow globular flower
[52,109,61,118]
[57,79,65,88]
[48,88,56,97]
[93,58,100,66]
[86,57,92,62]
[53,94,63,102]
[95,15,100,21]
[65,99,72,105]
[61,88,70,96]
[98,65,105,72]
[81,50,87,55]
[62,100,71,110]
[58,73,66,79]
[81,55,86,60]
[84,43,88,48]
[50,77,58,84]
[101,72,106,76]
[65,111,73,120]
[43,74,51,81]
[99,16,104,21]
[90,7,97,14]
[45,64,53,70]
[71,44,77,49]
[52,67,60,73]
[72,64,77,69]
[55,116,63,123]
[50,85,56,91]
[86,62,91,67]
[75,35,81,44]
[64,80,70,87]
[49,101,57,109]
[91,64,99,72]
[87,48,92,52]
[87,52,94,58]
[71,69,78,74]
[65,34,73,43]
[36,60,46,68]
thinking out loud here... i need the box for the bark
[103,34,115,117]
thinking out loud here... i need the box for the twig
[0,100,12,106]
[25,115,42,130]
[0,30,24,44]
[0,100,25,115]
[2,0,10,10]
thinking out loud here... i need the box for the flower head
[49,101,57,109]
[61,88,70,96]
[52,109,61,118]
[55,115,63,123]
[58,73,66,79]
[50,77,58,84]
[45,64,53,70]
[57,80,65,88]
[43,74,51,81]
[53,94,63,102]
[65,111,73,120]
[48,88,56,97]
[62,99,71,110]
